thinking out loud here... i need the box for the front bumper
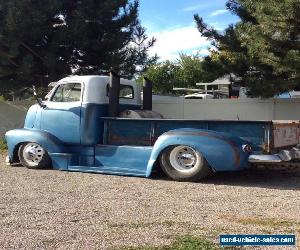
[249,147,300,163]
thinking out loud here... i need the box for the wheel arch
[146,129,248,177]
[5,129,65,163]
[146,142,214,177]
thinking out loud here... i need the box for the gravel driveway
[0,155,300,249]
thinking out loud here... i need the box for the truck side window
[51,83,81,102]
[106,84,134,99]
[120,85,134,99]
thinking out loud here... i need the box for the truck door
[41,82,82,144]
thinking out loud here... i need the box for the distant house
[196,74,242,98]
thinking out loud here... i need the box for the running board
[249,147,300,163]
[68,165,147,177]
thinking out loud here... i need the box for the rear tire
[159,145,212,181]
[18,142,51,169]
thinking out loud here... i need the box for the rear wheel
[159,145,212,181]
[18,142,51,169]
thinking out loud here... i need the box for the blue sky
[139,0,239,61]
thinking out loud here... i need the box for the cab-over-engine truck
[5,73,300,181]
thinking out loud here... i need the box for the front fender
[5,128,65,161]
[146,129,250,176]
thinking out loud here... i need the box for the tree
[0,0,155,99]
[59,0,156,77]
[176,54,219,87]
[194,0,300,97]
[0,0,66,98]
[141,60,180,94]
[141,54,223,94]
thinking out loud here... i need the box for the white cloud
[181,3,208,12]
[209,9,228,17]
[190,48,210,56]
[148,26,210,61]
[209,22,226,31]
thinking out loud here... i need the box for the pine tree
[0,0,155,99]
[0,0,66,98]
[195,0,300,97]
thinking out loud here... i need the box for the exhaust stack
[108,71,120,117]
[143,77,152,110]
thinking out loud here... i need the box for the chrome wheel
[21,143,45,167]
[169,146,201,172]
[159,145,212,181]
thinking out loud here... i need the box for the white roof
[47,75,141,105]
[196,75,232,86]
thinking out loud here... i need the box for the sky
[139,0,240,61]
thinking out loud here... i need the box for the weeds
[0,139,7,151]
[121,235,218,250]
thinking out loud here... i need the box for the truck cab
[25,75,141,145]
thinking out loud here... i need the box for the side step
[249,147,300,163]
[249,154,282,163]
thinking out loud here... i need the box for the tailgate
[272,120,300,149]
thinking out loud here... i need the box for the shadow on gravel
[7,160,300,191]
[204,165,300,191]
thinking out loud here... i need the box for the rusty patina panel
[272,121,299,149]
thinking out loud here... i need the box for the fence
[152,97,300,120]
[0,101,33,139]
[1,98,300,139]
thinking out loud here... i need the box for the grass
[219,214,300,230]
[109,220,182,230]
[121,235,219,250]
[236,217,293,227]
[209,226,230,237]
[0,139,7,151]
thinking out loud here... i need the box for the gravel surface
[0,154,300,249]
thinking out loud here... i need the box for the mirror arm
[32,85,46,108]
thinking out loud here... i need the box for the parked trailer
[5,74,300,181]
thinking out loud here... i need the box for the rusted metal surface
[108,134,153,146]
[272,121,299,149]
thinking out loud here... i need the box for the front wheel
[159,145,212,182]
[18,142,51,169]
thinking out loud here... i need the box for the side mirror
[32,85,46,108]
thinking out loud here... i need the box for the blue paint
[24,104,38,128]
[104,118,268,151]
[5,128,66,161]
[23,101,141,146]
[80,103,141,145]
[50,153,71,170]
[92,145,152,176]
[146,128,250,176]
[41,102,82,144]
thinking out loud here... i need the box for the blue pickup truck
[5,74,300,181]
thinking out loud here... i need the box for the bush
[0,139,7,151]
